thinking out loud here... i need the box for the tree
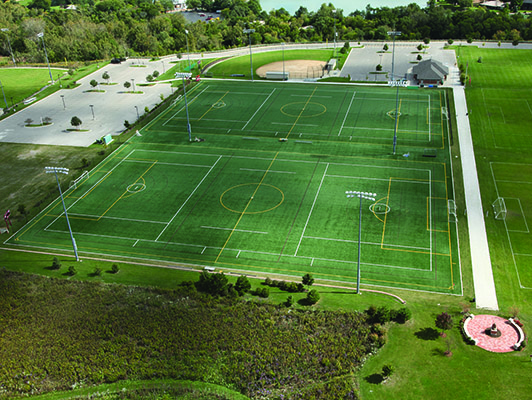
[376,64,383,71]
[383,43,388,51]
[417,43,424,51]
[90,79,98,89]
[417,54,423,61]
[102,71,110,84]
[71,116,82,130]
[43,117,52,125]
[435,312,453,337]
[195,271,229,296]
[111,264,120,273]
[302,273,314,288]
[382,364,394,378]
[51,257,61,270]
[152,70,160,78]
[93,267,102,276]
[235,275,251,295]
[67,266,76,276]
[284,295,294,307]
[123,81,131,91]
[17,204,27,217]
[24,118,33,126]
[305,289,320,305]
[146,74,154,82]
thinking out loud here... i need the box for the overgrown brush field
[0,269,386,399]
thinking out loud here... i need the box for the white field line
[326,174,429,185]
[429,169,433,272]
[294,163,329,256]
[355,96,429,103]
[271,122,319,127]
[201,226,268,235]
[303,235,430,251]
[208,90,270,95]
[124,159,212,168]
[132,149,221,158]
[242,88,276,131]
[497,180,532,184]
[514,253,532,257]
[68,213,168,225]
[327,161,430,174]
[504,197,530,233]
[346,126,430,134]
[240,168,295,174]
[133,239,139,247]
[162,85,210,126]
[155,155,222,241]
[428,95,431,142]
[291,94,332,98]
[200,118,248,123]
[338,91,356,137]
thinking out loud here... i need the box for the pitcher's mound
[256,60,326,79]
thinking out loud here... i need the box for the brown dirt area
[256,60,326,78]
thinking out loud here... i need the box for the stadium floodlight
[45,167,79,261]
[243,28,255,82]
[37,32,54,84]
[1,28,16,67]
[387,30,401,155]
[184,29,191,72]
[175,72,192,141]
[333,9,337,59]
[346,190,377,294]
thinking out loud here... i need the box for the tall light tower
[388,30,401,155]
[45,167,79,261]
[185,29,191,72]
[346,190,376,294]
[175,72,192,141]
[37,32,54,84]
[243,28,255,82]
[332,9,337,59]
[1,28,16,67]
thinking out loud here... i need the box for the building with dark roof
[412,59,449,86]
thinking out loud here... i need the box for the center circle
[281,102,326,118]
[220,183,284,214]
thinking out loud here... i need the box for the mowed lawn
[0,67,65,106]
[458,47,532,315]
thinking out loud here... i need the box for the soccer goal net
[492,197,507,220]
[448,199,457,223]
[69,171,89,190]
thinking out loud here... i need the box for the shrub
[264,277,272,286]
[195,271,228,296]
[51,257,61,270]
[376,64,382,71]
[390,307,412,324]
[382,364,394,378]
[367,305,391,324]
[423,37,430,44]
[284,295,294,307]
[302,273,314,288]
[448,39,454,45]
[234,275,251,295]
[124,120,130,129]
[306,289,320,305]
[67,266,76,276]
[256,287,269,298]
[435,312,454,335]
[93,267,102,277]
[111,264,120,274]
[477,56,482,63]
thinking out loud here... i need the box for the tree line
[1,0,531,64]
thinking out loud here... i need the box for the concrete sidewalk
[453,79,499,310]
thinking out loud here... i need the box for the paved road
[0,59,175,147]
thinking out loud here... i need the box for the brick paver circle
[468,315,519,353]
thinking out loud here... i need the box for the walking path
[453,79,499,310]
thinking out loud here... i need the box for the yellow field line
[214,152,279,263]
[284,87,317,140]
[98,161,157,220]
[198,91,229,121]
[79,172,113,200]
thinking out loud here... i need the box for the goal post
[448,199,457,223]
[69,170,89,190]
[492,197,507,220]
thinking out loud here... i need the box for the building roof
[412,59,449,81]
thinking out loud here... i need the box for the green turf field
[5,80,461,295]
[0,67,65,106]
[461,47,532,293]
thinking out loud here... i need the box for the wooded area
[1,0,530,63]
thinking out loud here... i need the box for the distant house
[480,0,506,9]
[412,59,449,86]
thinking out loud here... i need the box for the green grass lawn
[0,67,65,107]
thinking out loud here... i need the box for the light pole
[60,95,66,109]
[175,72,192,141]
[37,32,54,84]
[346,190,376,294]
[134,105,139,120]
[243,28,255,82]
[0,80,8,111]
[1,28,16,67]
[185,29,191,72]
[388,30,401,155]
[131,78,135,92]
[332,9,337,59]
[282,42,286,80]
[45,167,79,261]
[89,104,95,120]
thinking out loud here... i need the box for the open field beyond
[5,80,461,295]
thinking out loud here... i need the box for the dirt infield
[256,60,326,79]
